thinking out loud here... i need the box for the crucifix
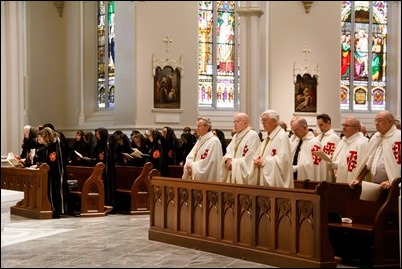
[302,45,311,62]
[163,35,173,53]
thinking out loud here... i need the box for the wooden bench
[67,162,108,217]
[295,178,401,267]
[114,162,153,214]
[167,165,183,178]
[1,163,52,219]
[148,169,338,268]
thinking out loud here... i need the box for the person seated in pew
[114,133,136,166]
[349,110,401,190]
[331,116,368,183]
[131,132,149,167]
[221,112,260,184]
[182,117,223,181]
[249,110,293,188]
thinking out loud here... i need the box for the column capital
[237,7,264,18]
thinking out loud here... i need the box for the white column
[237,2,264,131]
[1,2,26,155]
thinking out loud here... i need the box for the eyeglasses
[341,124,356,128]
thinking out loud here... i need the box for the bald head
[375,110,395,135]
[234,112,250,133]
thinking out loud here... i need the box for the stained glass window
[340,1,387,111]
[198,1,239,109]
[97,1,115,109]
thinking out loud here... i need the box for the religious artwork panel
[154,66,181,109]
[294,74,317,113]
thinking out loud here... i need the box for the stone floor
[1,214,358,268]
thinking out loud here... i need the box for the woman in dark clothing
[162,126,180,165]
[212,129,227,155]
[178,132,195,166]
[114,133,135,165]
[69,130,88,165]
[94,127,116,209]
[131,132,149,167]
[145,128,168,176]
[33,127,69,218]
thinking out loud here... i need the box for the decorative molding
[53,1,64,18]
[301,1,314,14]
[152,54,184,77]
[293,45,319,84]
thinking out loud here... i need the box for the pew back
[1,164,52,219]
[148,170,337,268]
[67,162,107,217]
[295,178,401,267]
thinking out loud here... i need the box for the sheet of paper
[122,152,134,159]
[312,150,332,163]
[360,181,382,201]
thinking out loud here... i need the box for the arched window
[198,1,239,110]
[340,1,387,111]
[97,1,115,109]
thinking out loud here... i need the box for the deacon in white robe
[249,110,293,188]
[183,117,223,181]
[316,114,341,181]
[221,123,261,184]
[291,117,321,182]
[350,111,401,189]
[332,117,368,183]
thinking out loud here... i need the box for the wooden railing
[148,170,337,268]
[1,164,52,219]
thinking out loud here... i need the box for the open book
[74,150,93,161]
[6,152,25,168]
[122,152,134,159]
[312,150,332,163]
[130,148,150,158]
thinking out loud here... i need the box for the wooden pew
[148,169,337,268]
[114,162,153,214]
[167,165,183,178]
[1,163,52,219]
[295,178,401,268]
[67,162,107,217]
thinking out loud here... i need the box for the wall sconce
[302,1,314,14]
[53,1,64,18]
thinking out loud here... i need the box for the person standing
[33,127,69,218]
[221,112,261,184]
[291,117,321,181]
[316,113,341,181]
[249,110,293,188]
[182,117,223,181]
[331,117,368,183]
[349,110,401,190]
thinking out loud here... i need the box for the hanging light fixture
[302,1,314,14]
[53,1,64,18]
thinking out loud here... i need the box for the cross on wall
[163,35,173,52]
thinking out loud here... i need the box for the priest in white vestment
[249,110,293,188]
[291,117,321,182]
[221,112,261,184]
[182,117,223,181]
[350,111,401,190]
[332,117,368,183]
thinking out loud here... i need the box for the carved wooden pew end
[114,162,153,215]
[67,162,107,217]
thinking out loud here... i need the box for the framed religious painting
[294,73,318,113]
[154,66,181,109]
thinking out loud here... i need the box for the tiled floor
[1,214,358,268]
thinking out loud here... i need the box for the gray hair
[261,110,279,122]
